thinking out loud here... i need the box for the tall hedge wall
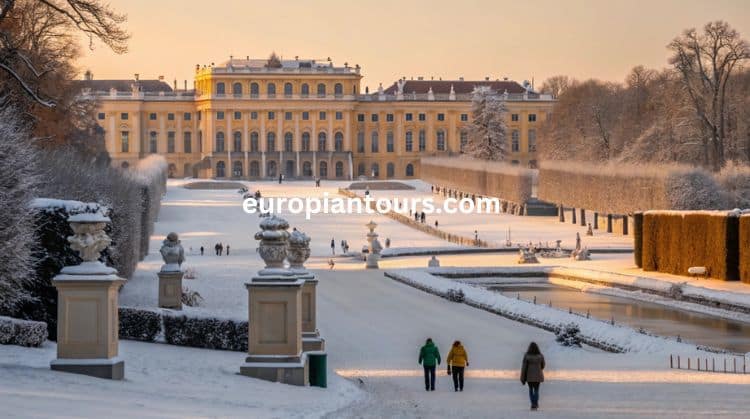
[538,161,726,214]
[420,157,533,204]
[740,216,750,284]
[642,211,739,281]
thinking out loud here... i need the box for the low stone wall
[420,157,533,206]
[641,211,740,281]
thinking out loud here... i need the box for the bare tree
[668,21,750,171]
[539,75,572,98]
[0,0,128,108]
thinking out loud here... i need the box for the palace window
[216,161,225,177]
[250,83,259,97]
[528,129,537,151]
[405,113,413,121]
[184,112,191,121]
[371,131,379,152]
[418,113,426,121]
[167,131,175,153]
[387,132,394,152]
[233,82,242,96]
[358,163,366,176]
[405,163,414,177]
[418,130,426,151]
[285,112,292,121]
[233,161,243,177]
[268,111,275,120]
[216,82,225,95]
[266,132,276,151]
[149,131,158,153]
[358,114,365,122]
[437,113,445,121]
[302,111,309,120]
[285,132,293,152]
[302,132,311,151]
[303,161,313,177]
[301,83,309,97]
[371,114,378,122]
[371,163,379,177]
[184,132,192,153]
[460,113,468,121]
[215,132,225,152]
[267,83,276,97]
[120,112,128,120]
[319,111,326,121]
[233,131,242,151]
[528,113,537,122]
[460,130,468,152]
[436,130,446,151]
[318,132,327,151]
[511,130,520,152]
[284,82,293,97]
[405,131,413,152]
[317,83,326,97]
[386,113,394,122]
[121,131,129,152]
[250,132,259,152]
[98,112,105,120]
[511,114,519,122]
[387,163,395,178]
[319,161,328,178]
[216,111,224,120]
[335,161,344,178]
[250,161,260,177]
[234,111,241,120]
[251,111,258,120]
[149,113,157,120]
[334,83,343,97]
[335,132,343,152]
[357,132,365,153]
[335,111,343,120]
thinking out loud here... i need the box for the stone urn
[287,229,311,271]
[65,213,115,275]
[254,215,290,269]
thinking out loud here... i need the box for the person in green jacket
[418,338,441,391]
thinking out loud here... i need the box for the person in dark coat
[330,238,336,255]
[226,245,230,255]
[520,342,546,410]
[418,338,441,391]
[200,246,204,256]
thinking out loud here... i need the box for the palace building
[79,56,554,180]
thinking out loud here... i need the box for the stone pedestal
[366,253,381,269]
[240,275,309,386]
[300,276,325,352]
[365,220,381,269]
[51,213,125,380]
[158,271,183,309]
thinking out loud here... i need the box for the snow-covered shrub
[21,199,106,340]
[119,307,160,342]
[445,288,466,303]
[555,322,582,347]
[716,163,750,209]
[0,316,47,347]
[163,314,247,351]
[0,107,38,316]
[181,287,203,307]
[668,282,686,299]
[666,169,727,210]
[183,266,198,279]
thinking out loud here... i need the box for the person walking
[520,342,546,410]
[218,243,224,256]
[330,238,336,255]
[434,220,439,229]
[200,246,204,256]
[214,243,220,256]
[447,340,469,392]
[418,338,441,391]
[226,244,230,256]
[279,173,283,184]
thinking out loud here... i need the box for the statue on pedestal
[159,232,185,272]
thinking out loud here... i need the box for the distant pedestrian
[200,246,204,256]
[520,342,546,410]
[226,245,230,255]
[447,340,469,392]
[575,232,582,251]
[341,240,346,253]
[214,243,220,256]
[420,212,426,223]
[331,238,336,255]
[279,173,283,184]
[418,338,441,391]
[385,237,391,248]
[474,230,479,245]
[434,220,439,228]
[328,259,335,270]
[218,243,224,256]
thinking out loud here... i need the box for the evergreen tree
[466,86,508,161]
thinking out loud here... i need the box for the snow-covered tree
[466,86,508,161]
[0,106,38,312]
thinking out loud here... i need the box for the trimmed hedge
[740,216,750,284]
[642,211,739,281]
[0,316,48,347]
[633,213,643,268]
[119,307,161,342]
[420,156,533,204]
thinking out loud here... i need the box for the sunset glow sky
[77,0,750,90]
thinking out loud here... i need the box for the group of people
[212,242,229,256]
[418,339,546,410]
[331,238,350,255]
[410,210,427,224]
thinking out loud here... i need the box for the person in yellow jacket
[446,340,469,391]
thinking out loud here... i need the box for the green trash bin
[308,352,327,388]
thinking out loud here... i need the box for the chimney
[134,73,139,81]
[459,76,464,81]
[173,79,177,90]
[184,80,187,90]
[485,76,490,81]
[158,75,164,81]
[84,70,93,81]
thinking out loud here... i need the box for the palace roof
[383,80,528,95]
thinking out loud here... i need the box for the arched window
[216,161,226,177]
[267,160,277,177]
[284,132,293,152]
[232,82,242,96]
[303,161,312,177]
[167,164,176,178]
[406,163,414,177]
[267,83,276,97]
[405,131,413,152]
[149,131,158,153]
[266,132,276,151]
[335,161,344,178]
[250,82,259,97]
[317,83,326,97]
[460,130,469,153]
[216,82,225,95]
[215,132,225,152]
[301,83,309,97]
[284,82,293,97]
[334,132,344,152]
[418,130,426,151]
[250,132,259,152]
[511,130,520,152]
[334,83,343,96]
[371,163,379,178]
[232,161,243,177]
[529,160,538,169]
[436,130,446,151]
[233,131,242,151]
[357,163,366,176]
[387,162,395,178]
[357,132,365,153]
[528,129,537,151]
[302,132,311,151]
[318,132,327,152]
[319,161,328,178]
[183,132,192,153]
[386,131,394,152]
[250,161,260,177]
[371,131,379,153]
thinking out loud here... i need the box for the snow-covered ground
[3,179,750,418]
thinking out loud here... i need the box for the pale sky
[76,0,750,90]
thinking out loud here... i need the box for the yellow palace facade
[80,56,554,180]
